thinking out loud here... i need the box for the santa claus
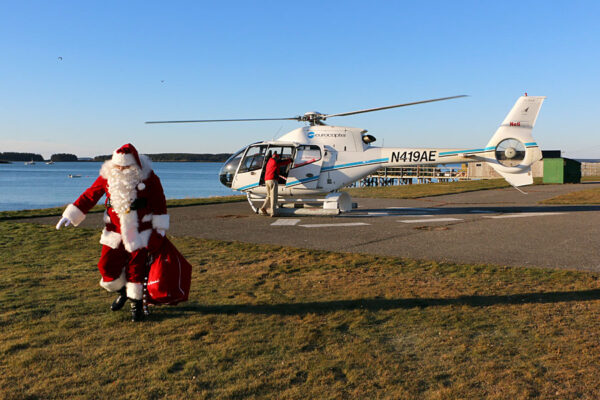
[56,143,169,321]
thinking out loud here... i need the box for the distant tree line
[94,153,233,162]
[0,151,232,163]
[147,153,233,162]
[51,153,78,162]
[0,152,44,162]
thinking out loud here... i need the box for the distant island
[0,152,45,162]
[94,153,233,162]
[0,152,232,163]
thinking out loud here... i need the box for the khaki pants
[260,179,278,215]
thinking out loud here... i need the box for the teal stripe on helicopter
[238,182,260,191]
[439,147,495,157]
[239,176,320,190]
[285,175,320,187]
[439,142,538,157]
[239,157,388,191]
[321,157,389,172]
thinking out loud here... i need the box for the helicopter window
[267,146,294,161]
[238,145,268,173]
[293,145,321,168]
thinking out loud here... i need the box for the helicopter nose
[219,172,233,188]
[219,151,244,188]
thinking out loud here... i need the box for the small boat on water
[46,161,55,165]
[68,174,82,178]
[25,160,35,165]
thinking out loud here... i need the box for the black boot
[110,288,127,311]
[130,299,144,322]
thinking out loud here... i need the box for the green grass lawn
[541,187,600,205]
[3,221,600,399]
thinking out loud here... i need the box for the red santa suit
[60,144,169,301]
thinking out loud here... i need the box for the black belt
[106,197,148,211]
[106,221,153,233]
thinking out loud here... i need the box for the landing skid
[246,192,355,216]
[246,193,259,213]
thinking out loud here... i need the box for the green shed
[543,157,581,184]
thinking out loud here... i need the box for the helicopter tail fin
[483,95,546,187]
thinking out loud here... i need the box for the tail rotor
[484,95,546,187]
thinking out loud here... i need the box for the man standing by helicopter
[259,151,292,217]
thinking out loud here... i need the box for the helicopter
[146,94,545,214]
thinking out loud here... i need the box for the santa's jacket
[62,155,169,253]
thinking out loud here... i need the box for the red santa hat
[112,143,142,169]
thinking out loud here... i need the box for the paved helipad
[25,183,600,272]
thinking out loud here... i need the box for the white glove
[56,216,72,230]
[157,229,166,237]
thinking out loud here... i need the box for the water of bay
[0,162,237,211]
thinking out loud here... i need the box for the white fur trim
[142,214,152,223]
[100,160,113,179]
[99,155,152,181]
[122,228,152,253]
[119,211,151,252]
[100,228,151,253]
[103,211,111,224]
[126,282,143,300]
[119,210,139,251]
[137,229,152,251]
[99,269,126,292]
[152,214,170,230]
[112,151,137,167]
[63,204,86,226]
[137,182,146,190]
[139,155,152,180]
[102,210,153,253]
[100,228,122,249]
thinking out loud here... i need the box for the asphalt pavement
[24,183,600,272]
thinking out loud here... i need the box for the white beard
[107,166,142,215]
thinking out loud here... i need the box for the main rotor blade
[145,117,300,124]
[323,95,468,119]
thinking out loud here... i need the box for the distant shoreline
[0,152,232,163]
[0,160,228,164]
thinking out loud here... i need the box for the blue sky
[1,1,599,158]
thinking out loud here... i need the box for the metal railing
[353,166,468,187]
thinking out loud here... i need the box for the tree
[0,152,44,162]
[50,153,78,162]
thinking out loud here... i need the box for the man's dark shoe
[130,299,144,322]
[111,288,127,311]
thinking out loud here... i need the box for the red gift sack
[146,238,192,305]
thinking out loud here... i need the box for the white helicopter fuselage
[259,125,468,196]
[218,95,544,202]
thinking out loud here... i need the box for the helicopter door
[259,145,295,185]
[231,144,268,191]
[286,145,323,189]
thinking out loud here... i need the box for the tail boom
[376,95,545,188]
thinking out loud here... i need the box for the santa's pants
[97,244,147,300]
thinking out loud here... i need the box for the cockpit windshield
[219,148,245,187]
[238,145,269,174]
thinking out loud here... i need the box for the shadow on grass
[150,289,600,320]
